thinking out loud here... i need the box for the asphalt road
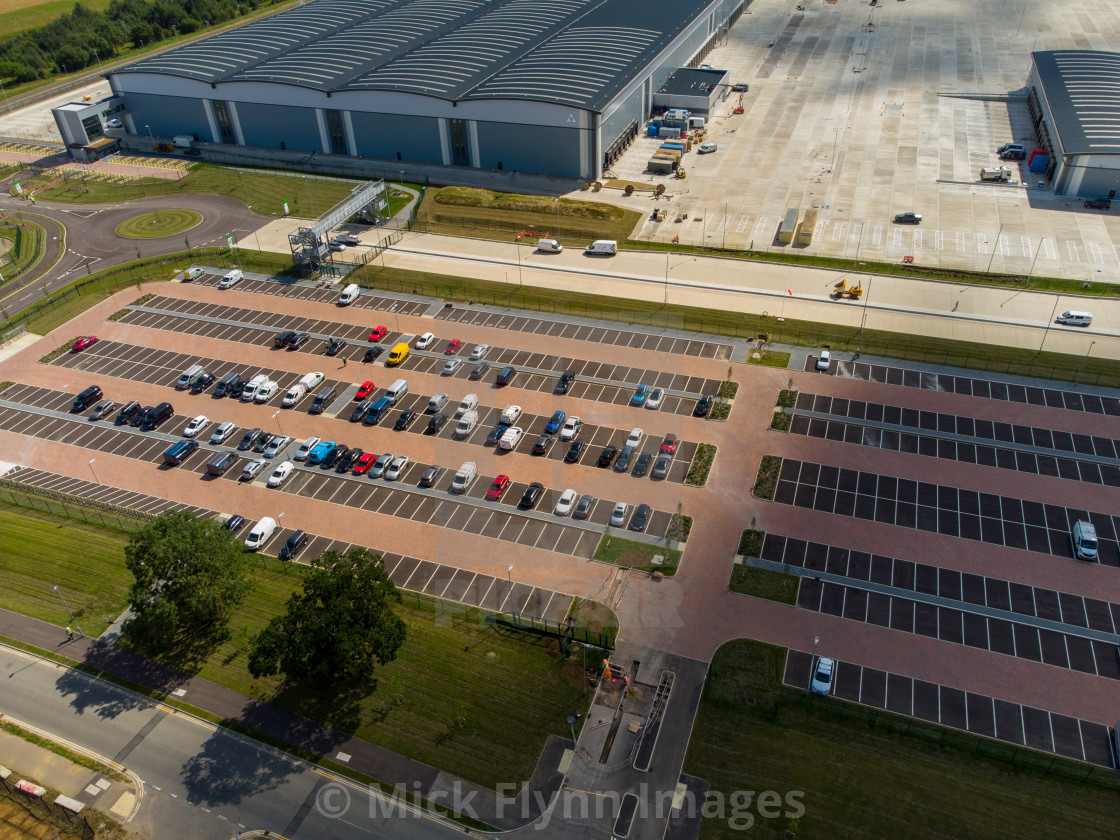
[0,192,271,316]
[0,643,465,840]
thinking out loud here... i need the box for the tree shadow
[53,642,191,720]
[264,678,368,737]
[179,722,300,807]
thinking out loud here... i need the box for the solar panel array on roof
[116,0,717,111]
[1033,50,1120,157]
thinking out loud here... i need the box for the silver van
[177,364,204,390]
[309,386,337,415]
[1056,310,1093,327]
[385,379,409,404]
[1072,520,1099,561]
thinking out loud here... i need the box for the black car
[321,444,347,468]
[225,514,245,532]
[1000,150,1026,161]
[469,361,491,380]
[363,345,385,362]
[325,337,347,356]
[1085,198,1112,210]
[190,371,215,392]
[555,370,576,394]
[485,422,509,446]
[289,332,311,349]
[419,465,443,488]
[89,399,117,421]
[115,400,141,426]
[238,428,262,451]
[495,365,517,386]
[629,503,651,532]
[142,402,173,431]
[532,434,554,456]
[427,412,448,434]
[632,452,652,478]
[131,406,153,428]
[893,212,921,224]
[597,445,618,467]
[652,453,671,480]
[519,481,544,509]
[564,439,586,463]
[72,385,103,412]
[350,398,373,422]
[613,446,633,472]
[274,330,297,348]
[731,82,749,92]
[393,408,416,431]
[252,432,275,453]
[337,447,363,472]
[279,530,309,560]
[228,379,248,400]
[694,395,713,417]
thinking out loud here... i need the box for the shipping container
[795,208,818,245]
[777,208,799,244]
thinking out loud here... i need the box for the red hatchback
[352,452,376,475]
[485,475,510,501]
[444,339,463,355]
[368,326,388,342]
[356,381,376,399]
[71,336,98,352]
[660,433,678,455]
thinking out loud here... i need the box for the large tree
[123,510,252,649]
[248,548,405,690]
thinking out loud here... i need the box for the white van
[177,364,204,390]
[455,393,479,418]
[536,238,563,253]
[218,269,243,289]
[244,517,276,551]
[385,379,409,404]
[1072,520,1099,561]
[1056,310,1093,327]
[339,283,360,306]
[299,371,325,390]
[254,380,279,403]
[450,462,477,493]
[240,374,269,402]
[281,384,307,407]
[584,240,617,256]
[454,410,479,438]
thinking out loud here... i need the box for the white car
[810,657,835,695]
[816,350,831,371]
[105,118,123,128]
[554,489,578,516]
[646,388,663,411]
[698,142,717,153]
[499,426,524,450]
[500,404,522,424]
[263,434,292,458]
[240,458,267,482]
[267,460,294,488]
[294,436,320,461]
[609,501,628,527]
[385,455,410,481]
[469,344,490,361]
[442,358,462,375]
[625,428,644,449]
[182,415,209,438]
[559,416,582,441]
[415,332,436,350]
[209,421,235,444]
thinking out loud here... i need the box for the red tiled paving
[4,279,1120,731]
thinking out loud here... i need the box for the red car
[444,339,462,355]
[660,433,678,455]
[368,326,388,342]
[71,336,98,352]
[356,381,376,400]
[352,452,376,475]
[485,475,510,501]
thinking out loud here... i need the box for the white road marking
[872,225,882,246]
[913,229,923,249]
[956,232,966,252]
[1043,238,1056,260]
[891,228,901,247]
[751,217,768,239]
[934,230,944,251]
[976,233,988,254]
[735,216,750,233]
[1066,240,1080,262]
[1021,236,1032,257]
[999,235,1009,256]
[832,222,845,241]
[1087,241,1104,264]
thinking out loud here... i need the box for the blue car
[308,440,336,464]
[630,385,649,407]
[545,410,565,434]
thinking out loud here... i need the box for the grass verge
[686,443,717,486]
[352,265,1119,386]
[754,456,782,500]
[686,639,1119,840]
[747,347,792,367]
[770,411,792,431]
[0,217,45,281]
[737,529,765,557]
[728,565,799,605]
[0,720,128,783]
[594,533,681,574]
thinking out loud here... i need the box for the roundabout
[114,209,203,239]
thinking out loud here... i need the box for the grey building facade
[107,0,743,181]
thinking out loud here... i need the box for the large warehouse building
[1027,50,1120,198]
[106,0,743,180]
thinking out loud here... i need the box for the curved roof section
[115,0,718,112]
[1032,50,1120,156]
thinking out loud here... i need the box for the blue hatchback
[308,440,336,464]
[630,385,649,406]
[545,410,565,434]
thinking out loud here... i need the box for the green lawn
[33,165,361,218]
[594,534,680,574]
[686,640,1120,840]
[728,564,799,605]
[0,492,587,789]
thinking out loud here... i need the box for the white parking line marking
[1043,238,1056,260]
[999,235,1009,256]
[934,230,944,251]
[976,233,988,254]
[751,216,768,239]
[1087,241,1104,264]
[913,229,923,249]
[1066,240,1080,262]
[872,225,882,246]
[955,232,966,252]
[831,221,845,241]
[735,215,750,233]
[849,222,863,249]
[890,228,901,247]
[1021,236,1032,257]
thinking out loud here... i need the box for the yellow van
[387,342,410,366]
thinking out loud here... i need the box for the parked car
[630,385,649,407]
[519,482,545,509]
[356,381,376,399]
[629,503,651,532]
[240,458,267,482]
[500,404,522,424]
[632,452,652,478]
[444,339,463,355]
[660,434,678,454]
[266,461,294,487]
[352,452,376,475]
[470,361,491,380]
[486,422,509,446]
[646,388,664,411]
[115,401,141,426]
[279,530,309,560]
[810,657,835,695]
[652,453,672,480]
[89,399,117,421]
[385,455,409,481]
[321,444,347,469]
[698,141,717,153]
[532,434,554,455]
[274,330,298,348]
[694,395,713,417]
[237,428,262,451]
[414,332,436,350]
[564,439,586,463]
[597,445,618,467]
[559,416,582,441]
[495,366,517,386]
[253,432,275,453]
[190,371,215,393]
[545,410,565,434]
[486,475,510,501]
[816,350,831,371]
[499,426,524,450]
[442,358,462,375]
[289,332,311,349]
[263,434,292,458]
[609,502,628,527]
[419,465,443,488]
[325,337,347,356]
[209,421,235,444]
[573,494,595,520]
[363,345,384,362]
[224,514,245,532]
[555,370,576,394]
[71,336,98,352]
[427,392,449,413]
[469,343,489,360]
[1085,197,1112,210]
[369,452,394,478]
[893,212,921,224]
[182,415,209,438]
[307,440,336,465]
[393,408,416,430]
[351,398,374,422]
[294,436,321,461]
[614,446,633,473]
[368,326,388,342]
[427,412,448,434]
[554,489,578,516]
[625,428,644,448]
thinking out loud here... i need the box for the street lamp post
[88,458,100,485]
[52,586,83,638]
[271,410,283,435]
[555,198,560,240]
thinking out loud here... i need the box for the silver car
[263,434,292,458]
[442,358,462,375]
[369,452,394,478]
[240,458,267,482]
[609,501,628,527]
[209,421,236,444]
[385,455,410,481]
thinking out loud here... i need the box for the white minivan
[455,393,479,417]
[536,238,563,253]
[454,410,479,438]
[253,380,279,403]
[177,364,204,390]
[339,283,360,305]
[240,374,269,402]
[244,517,276,551]
[451,462,477,493]
[218,269,243,289]
[584,239,617,256]
[1056,310,1093,326]
[1072,520,1099,561]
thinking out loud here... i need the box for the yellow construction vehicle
[834,278,863,299]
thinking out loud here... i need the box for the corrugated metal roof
[1033,50,1120,157]
[115,0,717,112]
